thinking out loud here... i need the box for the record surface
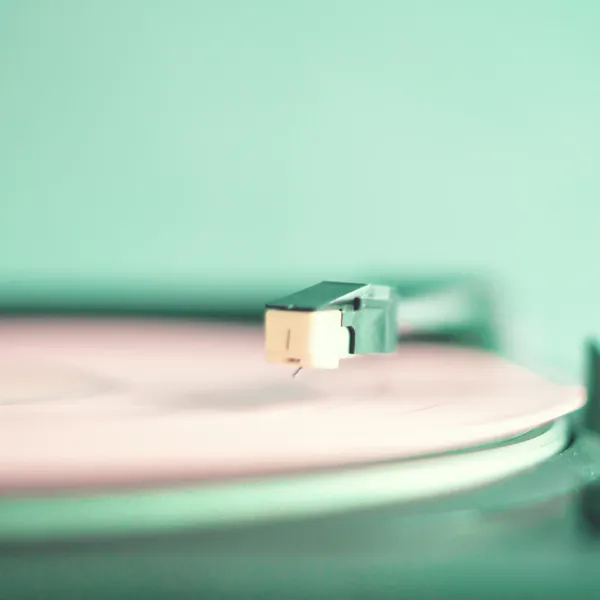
[0,319,584,492]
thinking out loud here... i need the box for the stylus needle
[292,367,303,378]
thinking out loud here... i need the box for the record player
[1,276,599,599]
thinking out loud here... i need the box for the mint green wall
[1,2,599,377]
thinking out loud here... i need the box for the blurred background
[1,0,599,380]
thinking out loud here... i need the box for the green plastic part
[266,281,399,356]
[584,339,600,435]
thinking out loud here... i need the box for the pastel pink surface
[0,319,584,492]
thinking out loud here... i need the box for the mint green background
[1,1,599,378]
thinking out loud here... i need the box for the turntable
[1,278,599,599]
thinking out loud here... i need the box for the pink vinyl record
[0,319,584,492]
